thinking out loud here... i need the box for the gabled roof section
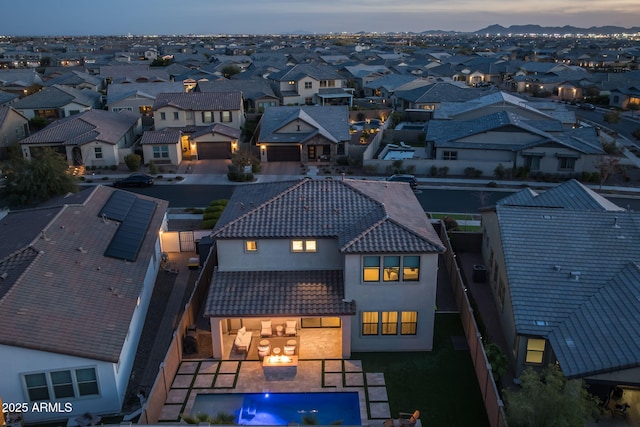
[257,105,350,144]
[190,122,241,140]
[548,262,640,378]
[140,129,182,145]
[13,84,101,109]
[153,91,242,111]
[213,178,444,255]
[497,179,625,211]
[269,64,343,82]
[20,109,139,146]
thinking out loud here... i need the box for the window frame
[400,311,418,335]
[364,255,420,283]
[304,81,312,89]
[152,145,169,159]
[291,239,316,252]
[381,311,398,335]
[558,156,576,171]
[173,111,179,120]
[23,367,99,402]
[245,240,258,252]
[220,111,232,123]
[94,146,103,159]
[443,150,458,160]
[362,311,379,335]
[525,337,546,364]
[160,112,166,120]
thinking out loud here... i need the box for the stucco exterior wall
[216,239,343,272]
[343,253,439,352]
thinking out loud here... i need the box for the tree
[221,64,241,78]
[603,110,621,125]
[505,364,600,427]
[124,153,142,172]
[2,147,78,206]
[595,155,624,188]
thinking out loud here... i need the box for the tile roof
[20,109,139,146]
[495,197,640,377]
[190,123,241,140]
[205,270,355,317]
[13,84,101,109]
[0,185,168,362]
[257,105,350,145]
[269,64,343,82]
[106,81,185,105]
[140,129,182,145]
[497,179,625,211]
[152,91,242,111]
[213,178,444,254]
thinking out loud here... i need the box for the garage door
[267,145,300,162]
[197,142,230,159]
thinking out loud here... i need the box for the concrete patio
[158,358,391,425]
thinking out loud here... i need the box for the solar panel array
[100,191,157,261]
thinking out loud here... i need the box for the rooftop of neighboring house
[12,84,101,110]
[152,91,242,111]
[20,109,139,146]
[0,186,168,362]
[257,105,350,144]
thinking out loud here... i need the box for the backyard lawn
[353,313,490,427]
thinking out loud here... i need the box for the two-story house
[152,91,245,132]
[0,186,169,424]
[268,64,353,106]
[204,178,446,359]
[479,180,640,388]
[255,105,350,163]
[19,109,141,167]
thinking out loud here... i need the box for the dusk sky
[3,0,640,36]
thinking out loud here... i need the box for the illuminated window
[362,312,378,335]
[526,338,546,364]
[403,256,420,281]
[220,111,232,123]
[292,240,316,252]
[401,311,418,335]
[363,256,380,282]
[383,256,400,282]
[381,311,398,335]
[245,241,257,252]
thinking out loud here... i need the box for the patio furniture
[276,325,284,336]
[285,319,297,336]
[234,326,252,353]
[284,339,297,355]
[257,339,270,358]
[261,320,273,337]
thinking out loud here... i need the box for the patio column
[210,317,224,359]
[341,316,352,358]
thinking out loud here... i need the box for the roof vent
[0,272,8,280]
[569,271,581,281]
[554,265,561,272]
[77,246,87,253]
[613,217,620,228]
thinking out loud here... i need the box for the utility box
[473,264,487,283]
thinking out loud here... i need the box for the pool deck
[158,359,390,425]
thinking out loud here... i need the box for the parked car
[113,174,154,188]
[387,174,418,190]
[578,103,596,111]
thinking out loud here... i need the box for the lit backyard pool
[190,392,362,425]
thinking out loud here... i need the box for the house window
[362,312,378,335]
[383,256,400,282]
[381,311,398,335]
[524,156,541,171]
[403,256,420,281]
[498,278,506,311]
[153,146,169,159]
[292,240,316,252]
[186,111,194,120]
[363,256,380,282]
[160,112,166,120]
[25,373,49,401]
[304,81,312,89]
[245,240,257,252]
[172,112,179,120]
[320,80,336,88]
[443,151,458,160]
[401,311,418,335]
[558,157,576,171]
[305,97,313,105]
[526,338,546,364]
[220,111,232,123]
[24,368,99,402]
[94,147,103,159]
[202,111,213,123]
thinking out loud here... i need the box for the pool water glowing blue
[191,392,362,425]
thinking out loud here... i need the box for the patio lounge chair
[285,319,297,336]
[261,320,273,337]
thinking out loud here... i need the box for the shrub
[335,155,349,166]
[437,166,449,177]
[124,153,142,172]
[487,181,497,188]
[175,176,183,181]
[442,215,459,231]
[429,165,438,177]
[209,199,228,207]
[201,219,218,229]
[110,165,117,171]
[148,160,158,175]
[464,167,482,178]
[494,163,506,179]
[101,176,109,180]
[362,164,378,175]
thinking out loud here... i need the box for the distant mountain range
[472,24,640,35]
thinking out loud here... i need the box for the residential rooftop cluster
[0,32,640,426]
